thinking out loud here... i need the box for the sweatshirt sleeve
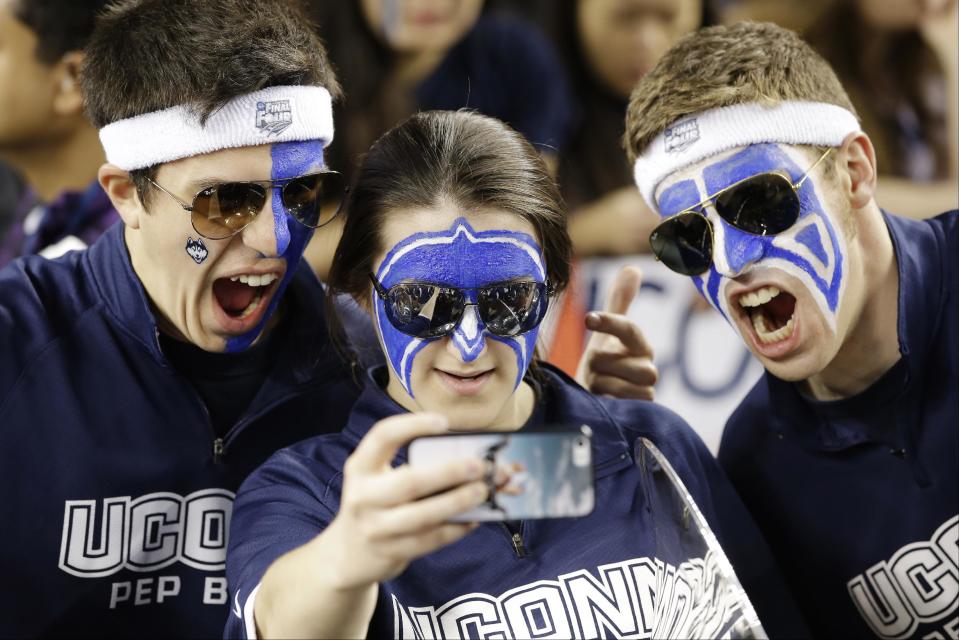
[224,447,340,639]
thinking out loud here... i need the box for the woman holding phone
[224,111,804,639]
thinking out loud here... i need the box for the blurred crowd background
[1,0,956,449]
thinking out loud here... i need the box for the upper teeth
[229,273,279,287]
[739,286,780,308]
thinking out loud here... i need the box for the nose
[448,304,486,362]
[239,190,283,257]
[709,209,766,277]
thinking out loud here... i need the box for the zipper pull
[511,532,527,558]
[213,438,224,463]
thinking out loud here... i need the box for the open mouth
[212,273,280,322]
[738,285,797,345]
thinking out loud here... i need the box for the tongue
[213,279,258,316]
[760,292,796,330]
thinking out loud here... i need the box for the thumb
[602,265,643,316]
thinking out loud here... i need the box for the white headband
[99,85,334,171]
[632,101,861,210]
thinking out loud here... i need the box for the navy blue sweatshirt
[225,366,808,638]
[719,211,959,638]
[0,225,360,637]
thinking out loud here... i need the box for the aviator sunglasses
[147,171,347,240]
[649,148,834,276]
[370,273,554,340]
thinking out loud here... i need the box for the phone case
[407,426,595,522]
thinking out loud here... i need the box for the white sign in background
[578,255,763,454]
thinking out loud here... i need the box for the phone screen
[407,426,595,522]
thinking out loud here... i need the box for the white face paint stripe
[373,291,421,394]
[772,216,837,284]
[398,336,425,392]
[510,335,528,370]
[458,305,480,340]
[379,223,546,282]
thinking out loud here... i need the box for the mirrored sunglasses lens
[650,214,712,276]
[714,174,799,235]
[282,172,346,228]
[192,183,265,239]
[386,284,464,338]
[479,282,548,336]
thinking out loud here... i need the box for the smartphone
[407,426,595,522]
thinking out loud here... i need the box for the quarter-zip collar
[83,224,166,362]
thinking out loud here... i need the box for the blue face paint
[657,143,847,330]
[373,218,547,397]
[224,139,326,352]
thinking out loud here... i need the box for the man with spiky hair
[0,0,115,266]
[0,0,359,635]
[625,21,958,638]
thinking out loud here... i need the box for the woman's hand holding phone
[254,413,488,639]
[323,412,489,587]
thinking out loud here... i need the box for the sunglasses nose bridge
[237,192,284,256]
[449,303,486,363]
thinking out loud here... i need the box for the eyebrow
[183,176,235,193]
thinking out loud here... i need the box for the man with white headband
[0,0,362,636]
[625,21,958,637]
[0,0,665,634]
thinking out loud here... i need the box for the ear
[51,51,86,117]
[837,131,877,210]
[99,163,144,230]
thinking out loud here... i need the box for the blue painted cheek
[703,269,728,320]
[489,329,539,390]
[792,181,845,312]
[795,224,828,265]
[224,140,325,352]
[375,297,428,397]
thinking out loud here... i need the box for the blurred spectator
[304,0,574,277]
[0,0,116,268]
[718,0,833,33]
[554,0,712,257]
[0,161,23,246]
[806,0,958,219]
[725,0,959,219]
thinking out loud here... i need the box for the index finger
[348,413,449,475]
[585,311,654,358]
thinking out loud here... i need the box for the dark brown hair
[12,0,113,64]
[624,21,857,163]
[328,110,571,307]
[79,0,341,204]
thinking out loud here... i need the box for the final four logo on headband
[664,118,700,154]
[255,99,293,136]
